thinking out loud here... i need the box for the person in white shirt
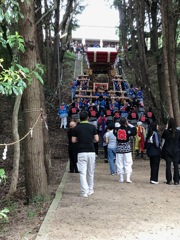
[105,122,117,175]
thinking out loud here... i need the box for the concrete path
[35,159,180,240]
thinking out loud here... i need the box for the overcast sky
[72,0,119,40]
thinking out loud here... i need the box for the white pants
[116,152,133,176]
[77,52,81,60]
[60,117,67,128]
[77,152,96,195]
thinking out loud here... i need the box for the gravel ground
[35,158,180,240]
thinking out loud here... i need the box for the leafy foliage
[0,28,45,96]
[0,208,9,222]
[0,168,7,185]
[0,0,23,24]
[0,0,45,222]
[0,169,9,221]
[0,59,45,95]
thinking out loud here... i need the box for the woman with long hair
[161,118,180,185]
[145,122,161,184]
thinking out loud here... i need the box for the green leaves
[0,0,45,95]
[33,71,44,85]
[0,59,44,96]
[16,64,30,74]
[0,0,21,24]
[33,64,45,85]
[0,208,9,221]
[0,168,7,184]
[0,170,9,221]
[7,32,25,53]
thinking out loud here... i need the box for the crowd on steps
[57,70,180,198]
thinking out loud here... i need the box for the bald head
[70,121,77,128]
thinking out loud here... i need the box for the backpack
[71,108,77,114]
[131,112,137,119]
[147,112,152,118]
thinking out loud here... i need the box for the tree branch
[35,3,57,26]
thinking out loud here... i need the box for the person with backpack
[113,117,137,183]
[145,107,156,124]
[161,118,180,185]
[145,122,161,184]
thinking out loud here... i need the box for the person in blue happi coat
[58,102,69,129]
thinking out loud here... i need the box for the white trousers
[116,152,133,176]
[77,152,96,195]
[60,117,67,128]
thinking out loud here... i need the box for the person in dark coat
[67,121,78,173]
[145,122,161,184]
[161,118,180,185]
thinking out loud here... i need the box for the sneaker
[150,180,159,184]
[126,180,132,183]
[80,193,88,198]
[88,190,94,196]
[119,179,124,183]
[165,181,172,185]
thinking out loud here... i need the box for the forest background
[0,0,180,238]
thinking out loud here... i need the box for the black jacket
[161,129,180,161]
[145,132,161,157]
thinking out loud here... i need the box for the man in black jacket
[67,121,78,173]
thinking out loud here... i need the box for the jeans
[108,148,116,174]
[77,152,96,195]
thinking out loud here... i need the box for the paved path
[35,159,180,240]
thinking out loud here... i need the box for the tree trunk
[35,0,53,182]
[135,0,156,106]
[150,1,158,53]
[44,0,51,87]
[18,0,48,199]
[166,0,180,125]
[50,0,60,90]
[40,84,52,184]
[34,0,44,64]
[156,51,169,122]
[115,0,127,49]
[8,95,22,195]
[128,0,141,83]
[160,1,174,118]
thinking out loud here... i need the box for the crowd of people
[66,112,180,198]
[58,74,180,197]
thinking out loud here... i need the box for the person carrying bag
[161,118,180,185]
[145,122,161,184]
